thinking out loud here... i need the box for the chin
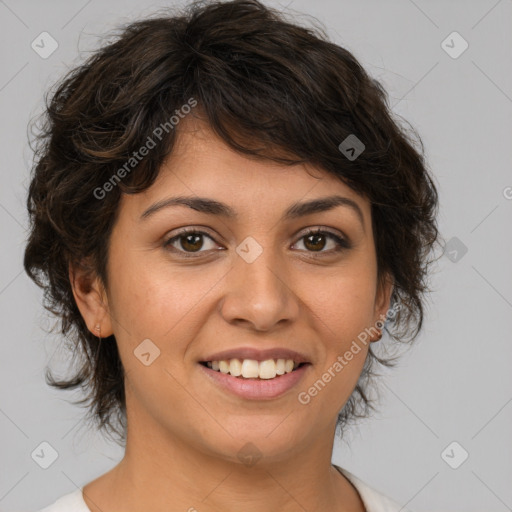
[198,417,309,467]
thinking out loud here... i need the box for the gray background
[0,1,511,511]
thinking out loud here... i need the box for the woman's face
[87,119,393,464]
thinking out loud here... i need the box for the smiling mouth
[199,358,309,380]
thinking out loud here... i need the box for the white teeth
[241,359,260,378]
[259,359,277,379]
[205,358,301,379]
[229,358,242,377]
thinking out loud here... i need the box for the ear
[373,271,394,328]
[69,262,113,337]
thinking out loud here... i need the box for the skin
[71,116,393,512]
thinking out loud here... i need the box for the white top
[36,466,410,512]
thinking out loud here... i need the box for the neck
[82,403,365,512]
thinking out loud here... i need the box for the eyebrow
[140,194,365,229]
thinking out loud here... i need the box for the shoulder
[36,488,89,512]
[334,465,411,512]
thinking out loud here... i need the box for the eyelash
[163,227,351,259]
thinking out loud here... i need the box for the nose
[218,242,300,332]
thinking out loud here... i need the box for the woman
[24,1,440,510]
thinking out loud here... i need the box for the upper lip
[200,347,311,364]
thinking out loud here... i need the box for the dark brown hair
[24,0,442,445]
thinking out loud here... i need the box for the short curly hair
[24,0,442,446]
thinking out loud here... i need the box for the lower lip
[199,363,310,400]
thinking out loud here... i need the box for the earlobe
[68,262,113,337]
[374,272,395,328]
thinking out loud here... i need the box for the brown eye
[164,227,350,259]
[164,229,219,257]
[293,229,350,255]
[179,233,204,252]
[303,232,327,251]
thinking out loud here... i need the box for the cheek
[306,267,377,337]
[107,249,225,345]
[296,267,375,404]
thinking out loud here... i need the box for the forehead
[120,117,371,225]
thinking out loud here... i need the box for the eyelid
[163,226,220,248]
[294,225,347,241]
